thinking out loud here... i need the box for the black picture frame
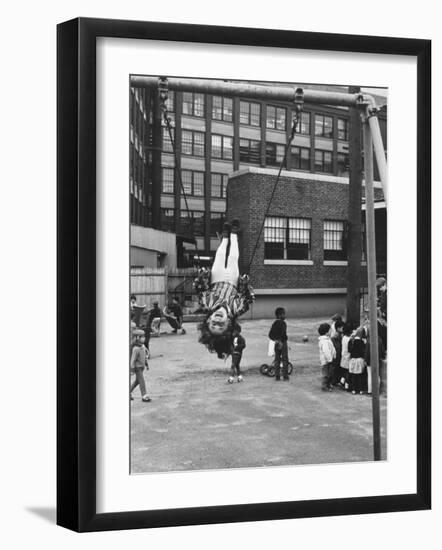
[57,17,431,532]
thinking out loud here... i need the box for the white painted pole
[368,114,388,202]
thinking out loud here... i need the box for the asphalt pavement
[130,318,387,473]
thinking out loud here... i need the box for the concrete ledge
[264,259,314,266]
[323,261,348,266]
[253,288,346,295]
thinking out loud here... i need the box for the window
[265,142,285,167]
[338,118,349,140]
[212,96,233,122]
[211,134,233,160]
[211,173,228,198]
[180,170,205,196]
[210,212,225,236]
[182,92,205,117]
[315,114,333,138]
[314,149,333,173]
[162,127,174,153]
[264,217,311,260]
[337,153,349,177]
[182,130,205,156]
[181,210,205,236]
[165,91,175,113]
[161,208,175,232]
[293,112,311,135]
[323,220,347,261]
[266,105,286,130]
[162,167,174,193]
[240,138,261,164]
[240,101,261,126]
[291,146,311,170]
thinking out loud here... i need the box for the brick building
[227,168,386,318]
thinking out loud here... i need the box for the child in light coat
[318,322,336,391]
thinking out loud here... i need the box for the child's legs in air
[211,234,240,286]
[211,237,229,283]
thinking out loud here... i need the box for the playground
[130,317,387,474]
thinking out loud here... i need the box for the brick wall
[227,170,371,289]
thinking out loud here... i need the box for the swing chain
[290,87,304,142]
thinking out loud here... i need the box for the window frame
[239,100,261,126]
[212,96,233,122]
[314,113,334,138]
[264,216,312,261]
[181,129,205,157]
[239,138,261,164]
[314,149,333,173]
[291,145,311,170]
[161,167,175,194]
[266,105,286,130]
[211,134,233,160]
[180,210,206,236]
[182,91,205,117]
[323,219,347,261]
[180,170,205,197]
[265,142,285,167]
[211,173,228,198]
[338,117,349,140]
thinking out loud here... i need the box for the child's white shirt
[318,335,336,365]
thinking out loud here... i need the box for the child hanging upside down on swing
[194,218,255,364]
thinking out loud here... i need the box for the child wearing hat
[130,328,151,402]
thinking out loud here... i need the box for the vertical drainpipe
[205,94,212,256]
[151,91,162,229]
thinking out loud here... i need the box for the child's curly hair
[198,314,241,358]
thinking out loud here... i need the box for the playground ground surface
[130,317,387,474]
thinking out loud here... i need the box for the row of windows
[159,210,361,261]
[162,128,349,172]
[264,217,349,261]
[162,91,349,137]
[160,209,225,237]
[162,131,349,175]
[162,169,228,198]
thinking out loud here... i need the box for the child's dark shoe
[222,222,231,238]
[142,395,151,402]
[230,219,240,234]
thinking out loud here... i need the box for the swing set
[131,75,388,461]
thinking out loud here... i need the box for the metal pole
[368,114,388,201]
[346,86,363,328]
[130,75,365,107]
[363,119,382,461]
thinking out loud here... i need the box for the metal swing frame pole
[362,117,382,461]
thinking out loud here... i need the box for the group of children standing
[318,314,386,395]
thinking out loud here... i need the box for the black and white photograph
[129,76,388,474]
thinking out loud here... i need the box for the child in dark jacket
[331,319,344,386]
[228,325,246,383]
[348,327,366,395]
[268,307,290,381]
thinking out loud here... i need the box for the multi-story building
[130,81,386,270]
[130,80,387,318]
